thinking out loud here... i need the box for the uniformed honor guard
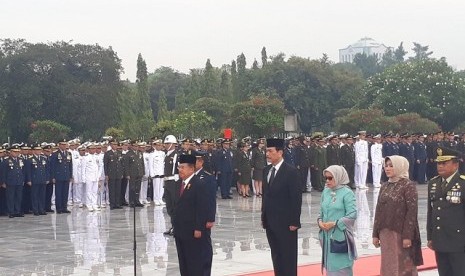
[104,140,123,210]
[354,131,369,189]
[371,134,383,188]
[340,135,356,189]
[216,138,234,199]
[163,135,180,236]
[173,154,208,276]
[25,144,50,216]
[427,146,465,276]
[42,144,54,212]
[50,139,73,213]
[122,140,145,207]
[1,145,26,218]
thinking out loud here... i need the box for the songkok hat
[266,138,284,149]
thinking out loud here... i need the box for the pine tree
[261,46,268,67]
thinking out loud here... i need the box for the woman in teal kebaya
[318,165,357,275]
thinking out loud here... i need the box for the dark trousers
[415,161,427,184]
[55,180,69,212]
[6,185,23,215]
[175,236,205,276]
[128,177,141,205]
[202,233,213,276]
[299,167,309,191]
[163,180,179,223]
[0,187,7,215]
[310,168,324,191]
[31,183,46,213]
[265,226,298,276]
[22,184,32,213]
[120,178,128,205]
[435,251,465,276]
[45,183,53,211]
[108,178,122,208]
[427,161,437,180]
[218,172,232,197]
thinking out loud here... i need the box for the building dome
[348,37,382,48]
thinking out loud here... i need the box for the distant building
[339,37,392,63]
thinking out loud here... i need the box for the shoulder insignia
[431,175,440,180]
[204,171,212,176]
[460,175,465,180]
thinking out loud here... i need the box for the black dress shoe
[110,207,116,210]
[57,211,62,214]
[33,213,40,216]
[16,214,24,217]
[9,215,14,218]
[135,203,144,207]
[122,202,129,206]
[39,212,47,215]
[46,209,54,213]
[117,206,123,209]
[163,228,173,236]
[62,210,71,213]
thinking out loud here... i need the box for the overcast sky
[2,0,464,81]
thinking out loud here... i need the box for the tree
[172,111,215,138]
[411,42,433,60]
[135,53,155,137]
[261,46,268,67]
[227,95,285,137]
[362,58,465,130]
[353,53,381,78]
[29,120,71,142]
[394,42,407,62]
[157,89,169,121]
[252,59,259,70]
[334,109,400,134]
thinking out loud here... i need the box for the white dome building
[339,37,392,63]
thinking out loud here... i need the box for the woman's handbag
[329,223,348,253]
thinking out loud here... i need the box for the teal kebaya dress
[319,185,357,275]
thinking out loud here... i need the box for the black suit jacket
[173,175,208,240]
[427,172,465,252]
[261,161,302,231]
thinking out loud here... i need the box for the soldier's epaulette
[204,171,212,176]
[460,175,465,180]
[431,175,440,180]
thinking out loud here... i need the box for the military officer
[216,138,234,199]
[251,138,266,196]
[371,134,383,188]
[151,139,166,206]
[310,137,327,192]
[354,131,369,189]
[1,145,26,218]
[50,139,73,214]
[326,135,340,166]
[340,135,356,189]
[104,139,123,209]
[414,135,428,184]
[427,146,465,276]
[122,140,145,208]
[42,144,54,212]
[24,144,50,216]
[0,146,8,216]
[163,134,180,236]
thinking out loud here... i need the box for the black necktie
[269,167,276,185]
[180,181,186,196]
[441,178,448,192]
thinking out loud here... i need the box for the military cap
[193,150,207,158]
[32,144,42,150]
[358,130,367,135]
[201,138,209,144]
[109,139,118,145]
[222,138,231,144]
[21,143,31,150]
[42,145,52,150]
[152,139,162,144]
[8,145,21,152]
[77,145,86,151]
[216,138,224,144]
[58,139,68,145]
[178,154,196,165]
[435,146,461,162]
[182,138,193,144]
[374,134,382,139]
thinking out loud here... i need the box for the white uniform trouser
[140,178,149,203]
[372,163,383,187]
[153,178,164,202]
[86,181,98,208]
[97,180,108,205]
[68,182,73,204]
[355,161,368,187]
[125,185,129,203]
[73,182,84,204]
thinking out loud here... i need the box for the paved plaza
[0,185,436,276]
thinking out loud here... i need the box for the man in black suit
[173,154,208,276]
[261,138,302,276]
[427,146,465,276]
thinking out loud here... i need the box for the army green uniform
[310,145,326,191]
[122,149,144,206]
[326,144,340,166]
[104,149,123,209]
[427,173,465,275]
[340,144,355,188]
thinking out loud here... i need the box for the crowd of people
[1,131,464,276]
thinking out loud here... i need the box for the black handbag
[329,224,348,253]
